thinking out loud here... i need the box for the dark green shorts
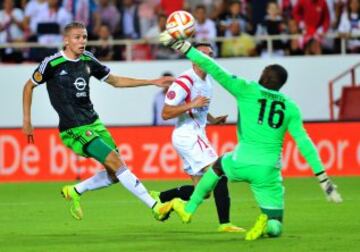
[222,151,284,211]
[60,119,117,158]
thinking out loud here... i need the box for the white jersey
[164,68,217,175]
[164,68,214,130]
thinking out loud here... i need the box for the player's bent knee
[105,168,119,183]
[104,152,123,171]
[266,219,282,237]
[212,157,224,176]
[204,192,211,199]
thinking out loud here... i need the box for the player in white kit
[151,43,244,232]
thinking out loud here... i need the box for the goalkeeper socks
[116,166,156,208]
[185,168,220,214]
[75,170,114,194]
[159,185,195,202]
[213,176,230,224]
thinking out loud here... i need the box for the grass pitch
[0,177,359,252]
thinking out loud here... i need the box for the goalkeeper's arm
[288,106,343,203]
[159,32,246,97]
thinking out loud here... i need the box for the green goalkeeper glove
[159,31,192,55]
[316,171,343,203]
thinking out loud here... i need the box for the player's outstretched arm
[288,106,342,203]
[22,79,36,143]
[162,96,210,120]
[105,74,174,88]
[160,32,245,97]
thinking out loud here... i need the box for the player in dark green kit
[159,31,343,240]
[22,22,174,222]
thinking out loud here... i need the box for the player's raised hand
[153,76,175,87]
[316,171,343,203]
[159,31,192,54]
[22,121,34,144]
[190,96,210,108]
[159,31,176,47]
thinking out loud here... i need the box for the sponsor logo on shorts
[85,130,93,136]
[167,90,176,100]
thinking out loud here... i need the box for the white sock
[116,166,156,208]
[75,170,114,194]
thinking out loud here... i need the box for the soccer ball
[166,10,195,40]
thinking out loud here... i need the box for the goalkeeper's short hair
[193,42,212,49]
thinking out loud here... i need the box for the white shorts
[172,127,218,176]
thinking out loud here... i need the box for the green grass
[0,178,359,252]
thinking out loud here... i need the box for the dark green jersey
[186,47,324,174]
[31,50,110,131]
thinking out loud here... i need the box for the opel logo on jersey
[74,77,87,91]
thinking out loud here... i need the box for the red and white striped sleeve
[164,75,194,106]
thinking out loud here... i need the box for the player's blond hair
[64,22,86,35]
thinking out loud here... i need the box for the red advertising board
[0,122,359,182]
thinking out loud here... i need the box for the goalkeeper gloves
[316,171,343,203]
[159,31,192,55]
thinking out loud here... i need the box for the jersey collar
[191,68,208,82]
[60,50,82,62]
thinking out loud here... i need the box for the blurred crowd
[0,0,360,62]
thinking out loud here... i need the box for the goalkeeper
[160,31,343,240]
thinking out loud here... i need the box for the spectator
[118,0,140,39]
[256,1,286,57]
[338,0,360,53]
[158,0,186,16]
[91,23,114,61]
[0,0,25,63]
[221,20,256,57]
[24,0,48,39]
[20,0,28,9]
[249,1,268,31]
[145,14,181,59]
[194,4,217,53]
[219,0,252,36]
[208,0,228,21]
[28,0,72,61]
[63,0,98,34]
[293,0,330,44]
[334,0,347,28]
[185,0,222,17]
[285,18,304,55]
[94,0,120,35]
[138,0,157,38]
[145,14,167,40]
[278,0,296,21]
[304,37,323,55]
[153,72,177,126]
[36,0,72,46]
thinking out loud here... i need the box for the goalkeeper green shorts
[222,152,284,212]
[60,119,117,160]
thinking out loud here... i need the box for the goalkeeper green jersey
[186,47,324,174]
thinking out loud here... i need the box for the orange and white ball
[166,10,195,40]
